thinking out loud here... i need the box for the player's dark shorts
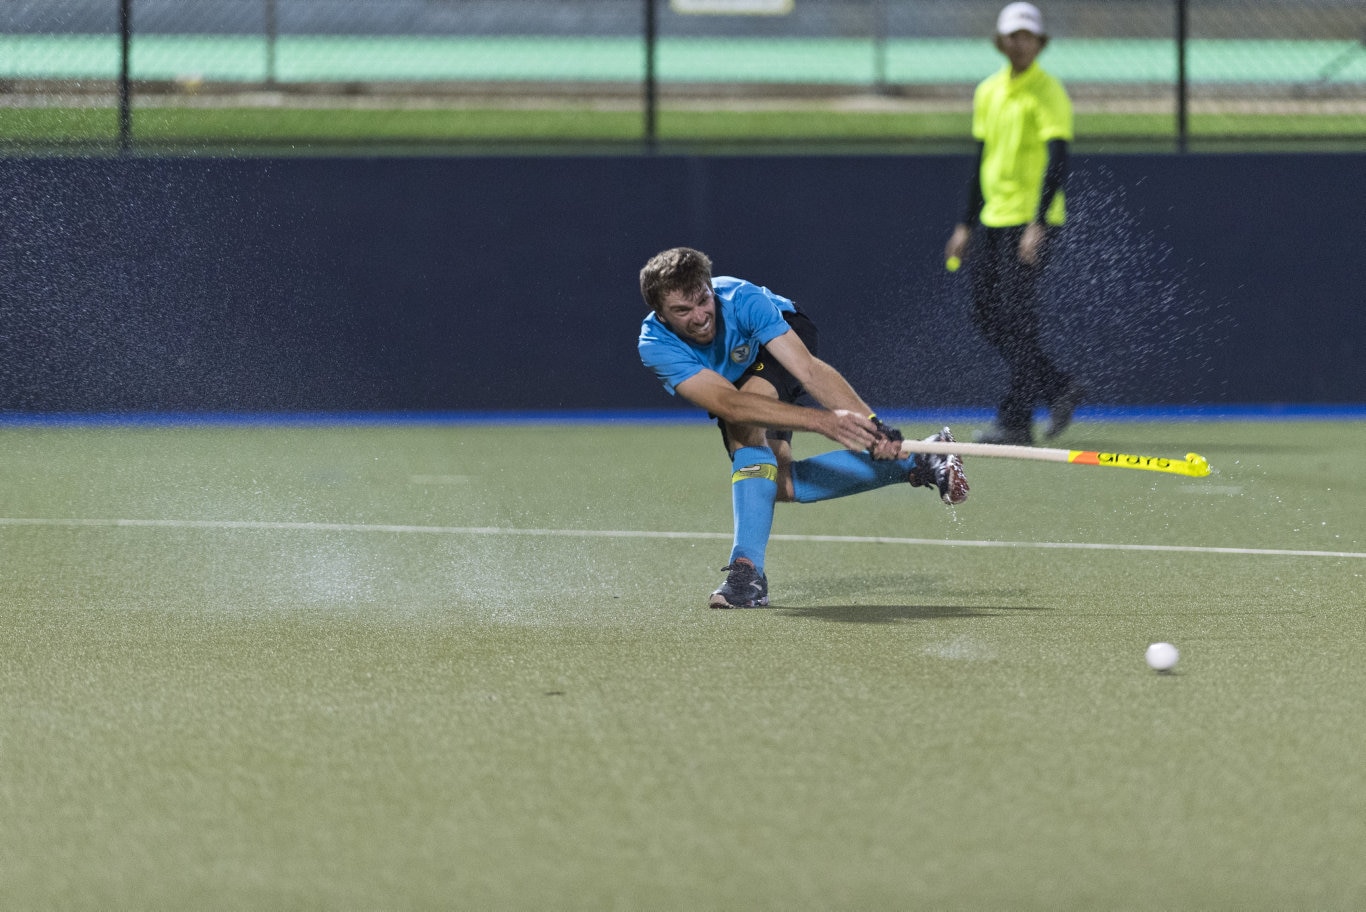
[717,309,820,451]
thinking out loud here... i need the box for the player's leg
[732,310,965,509]
[1034,227,1085,438]
[733,311,919,505]
[996,257,1048,435]
[788,448,916,503]
[721,407,779,577]
[788,428,968,507]
[710,376,779,608]
[971,226,1036,444]
[999,230,1080,439]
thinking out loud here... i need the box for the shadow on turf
[773,604,1048,624]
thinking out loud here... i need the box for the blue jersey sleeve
[637,314,706,396]
[723,278,795,349]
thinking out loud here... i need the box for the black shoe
[974,425,1033,446]
[906,427,970,506]
[1046,380,1086,439]
[708,557,769,609]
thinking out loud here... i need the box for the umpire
[944,1,1085,446]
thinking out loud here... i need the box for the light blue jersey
[638,276,796,396]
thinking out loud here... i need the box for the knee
[724,423,769,451]
[774,464,796,502]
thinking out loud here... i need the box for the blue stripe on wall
[3,404,1364,428]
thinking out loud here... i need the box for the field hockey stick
[897,439,1211,478]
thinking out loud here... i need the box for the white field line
[1,516,1362,560]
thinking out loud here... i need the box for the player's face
[997,30,1046,73]
[659,284,717,345]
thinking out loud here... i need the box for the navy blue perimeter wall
[1,154,1361,414]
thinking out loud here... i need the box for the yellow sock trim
[731,462,779,484]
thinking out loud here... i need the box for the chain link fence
[2,0,1362,152]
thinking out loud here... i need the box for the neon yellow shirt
[972,61,1073,227]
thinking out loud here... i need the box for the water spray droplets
[1048,166,1230,405]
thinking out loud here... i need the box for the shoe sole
[708,593,769,609]
[935,428,970,506]
[941,454,969,506]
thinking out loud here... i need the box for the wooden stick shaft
[898,440,1070,462]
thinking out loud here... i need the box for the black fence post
[872,0,889,95]
[265,0,278,87]
[644,0,658,150]
[1176,0,1188,153]
[118,0,132,152]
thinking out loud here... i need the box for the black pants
[717,309,819,453]
[969,225,1072,435]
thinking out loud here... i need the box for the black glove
[870,414,904,444]
[869,414,903,459]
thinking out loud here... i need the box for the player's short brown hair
[639,247,713,314]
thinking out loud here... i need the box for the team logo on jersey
[730,344,752,364]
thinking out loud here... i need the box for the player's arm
[762,329,907,458]
[945,141,985,263]
[1020,138,1068,265]
[1036,137,1068,222]
[674,366,881,455]
[761,329,872,415]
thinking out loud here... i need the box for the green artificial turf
[2,419,1364,907]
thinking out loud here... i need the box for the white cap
[997,2,1045,36]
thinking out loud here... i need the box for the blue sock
[791,450,915,504]
[728,446,778,572]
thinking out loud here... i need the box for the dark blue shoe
[708,557,769,609]
[1046,380,1086,439]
